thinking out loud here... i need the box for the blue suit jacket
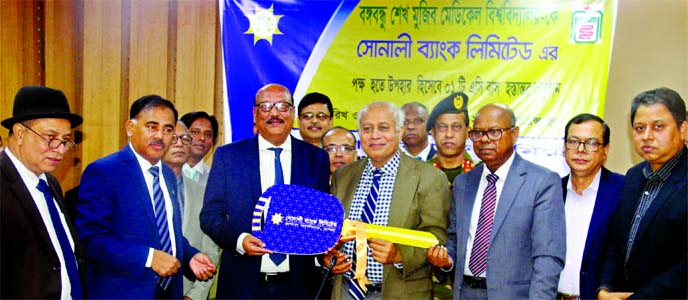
[600,148,687,299]
[200,135,330,299]
[561,167,624,299]
[447,153,566,299]
[76,146,199,299]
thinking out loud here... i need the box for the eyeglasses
[189,128,213,140]
[323,145,356,154]
[468,127,514,142]
[434,123,465,133]
[254,101,292,113]
[173,134,193,145]
[300,112,330,121]
[403,118,425,126]
[565,139,603,152]
[20,123,76,151]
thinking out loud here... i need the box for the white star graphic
[244,4,283,45]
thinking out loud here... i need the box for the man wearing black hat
[1,86,84,299]
[426,92,474,188]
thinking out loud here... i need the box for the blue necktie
[149,166,173,290]
[348,169,383,300]
[267,147,287,265]
[37,179,83,299]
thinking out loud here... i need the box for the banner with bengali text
[221,0,617,175]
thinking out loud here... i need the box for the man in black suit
[598,87,687,300]
[1,86,84,298]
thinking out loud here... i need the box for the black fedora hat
[2,86,83,129]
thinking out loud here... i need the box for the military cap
[426,92,469,131]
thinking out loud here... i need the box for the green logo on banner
[571,10,603,44]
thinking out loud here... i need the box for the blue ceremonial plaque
[252,184,344,255]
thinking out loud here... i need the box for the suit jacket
[180,174,219,300]
[447,153,566,299]
[200,135,330,299]
[1,150,85,299]
[76,146,199,299]
[561,167,624,300]
[330,153,451,300]
[600,149,687,299]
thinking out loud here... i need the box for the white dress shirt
[236,135,292,273]
[5,148,75,300]
[401,142,432,160]
[129,144,178,267]
[558,169,601,295]
[464,152,515,277]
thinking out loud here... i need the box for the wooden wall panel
[174,0,216,115]
[44,0,81,189]
[0,1,24,144]
[81,0,124,168]
[128,0,169,102]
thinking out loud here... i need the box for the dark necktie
[37,179,83,299]
[267,147,286,265]
[469,173,499,276]
[149,166,173,290]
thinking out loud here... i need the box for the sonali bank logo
[571,6,603,44]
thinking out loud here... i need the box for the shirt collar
[642,147,685,182]
[128,143,163,174]
[566,168,602,193]
[364,151,401,175]
[487,151,516,179]
[4,147,47,186]
[258,134,292,151]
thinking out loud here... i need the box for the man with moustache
[298,92,333,147]
[76,95,216,299]
[401,102,436,161]
[162,121,220,300]
[558,114,624,300]
[598,87,687,300]
[200,83,330,299]
[325,101,450,299]
[427,92,474,188]
[181,111,218,185]
[1,86,84,299]
[427,103,565,299]
[321,126,358,179]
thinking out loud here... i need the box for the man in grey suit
[427,103,566,299]
[162,121,219,300]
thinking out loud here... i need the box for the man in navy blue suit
[558,114,624,300]
[598,87,687,300]
[76,95,216,299]
[200,83,330,299]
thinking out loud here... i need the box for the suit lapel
[1,152,58,258]
[459,165,482,253]
[247,136,262,204]
[388,155,419,228]
[121,147,158,230]
[337,159,366,219]
[491,155,526,240]
[582,168,613,262]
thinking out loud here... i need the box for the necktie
[469,173,499,277]
[37,179,83,299]
[149,166,173,290]
[348,169,383,300]
[267,147,286,265]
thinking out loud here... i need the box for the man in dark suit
[558,114,624,300]
[76,95,216,299]
[401,102,437,160]
[200,83,330,299]
[1,86,84,299]
[598,87,687,300]
[325,101,451,299]
[428,103,566,299]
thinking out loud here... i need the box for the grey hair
[358,101,404,131]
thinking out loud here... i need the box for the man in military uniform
[427,92,474,188]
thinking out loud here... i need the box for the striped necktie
[469,173,499,276]
[348,169,383,300]
[149,166,173,290]
[37,179,83,299]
